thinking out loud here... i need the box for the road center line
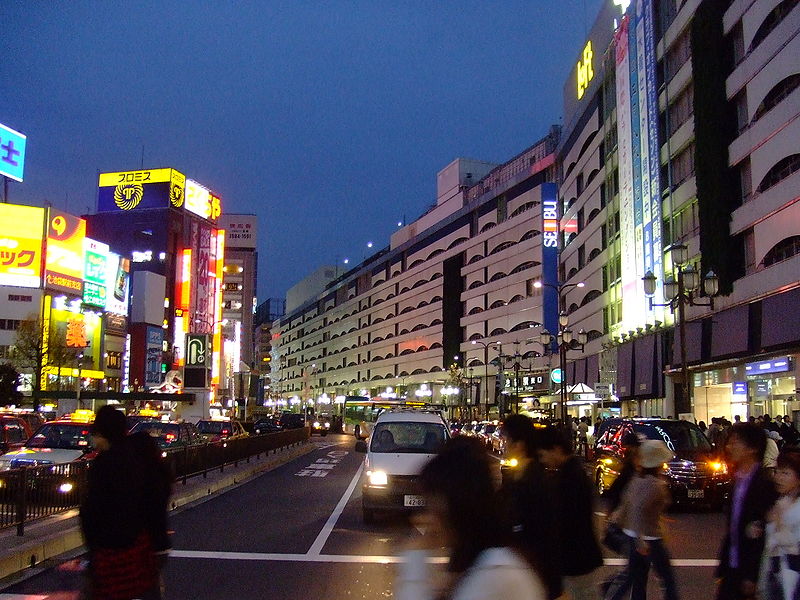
[170,550,718,568]
[306,463,363,556]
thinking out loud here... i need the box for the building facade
[272,132,560,418]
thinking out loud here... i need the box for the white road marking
[170,550,718,568]
[307,463,363,556]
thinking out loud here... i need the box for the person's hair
[420,436,503,573]
[537,426,572,454]
[728,422,768,461]
[777,448,800,479]
[621,432,641,448]
[92,405,128,444]
[501,414,540,458]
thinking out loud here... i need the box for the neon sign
[577,41,594,100]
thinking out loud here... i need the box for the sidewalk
[0,440,314,582]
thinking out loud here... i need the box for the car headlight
[58,483,74,493]
[501,458,519,468]
[313,421,321,428]
[367,470,388,486]
[710,461,728,475]
[325,422,330,428]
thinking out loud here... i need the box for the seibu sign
[542,196,558,248]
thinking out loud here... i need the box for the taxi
[0,412,96,472]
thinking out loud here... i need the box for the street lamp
[642,243,719,414]
[471,340,500,419]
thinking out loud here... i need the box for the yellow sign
[0,204,45,288]
[98,168,175,187]
[577,40,594,100]
[170,169,185,207]
[185,179,221,222]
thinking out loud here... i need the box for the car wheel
[363,508,376,524]
[596,470,606,496]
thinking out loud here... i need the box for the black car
[594,418,731,508]
[277,412,305,430]
[253,418,281,435]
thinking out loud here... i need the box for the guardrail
[0,427,310,535]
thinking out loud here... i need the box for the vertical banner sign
[211,229,225,388]
[629,13,645,310]
[173,248,192,366]
[45,210,86,295]
[145,326,164,387]
[83,239,109,307]
[641,0,665,323]
[615,15,638,333]
[0,123,27,182]
[541,183,560,354]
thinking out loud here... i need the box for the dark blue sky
[2,1,602,301]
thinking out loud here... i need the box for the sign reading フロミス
[97,168,186,213]
[0,123,27,182]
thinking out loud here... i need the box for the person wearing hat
[605,440,678,600]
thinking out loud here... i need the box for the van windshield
[370,422,447,454]
[633,421,713,456]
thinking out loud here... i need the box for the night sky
[2,1,603,301]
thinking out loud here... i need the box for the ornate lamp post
[470,340,500,419]
[642,243,719,415]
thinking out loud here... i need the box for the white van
[355,410,449,523]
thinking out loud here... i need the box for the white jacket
[760,495,800,600]
[396,547,547,600]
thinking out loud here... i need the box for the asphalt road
[1,434,726,599]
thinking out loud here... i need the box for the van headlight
[325,422,330,428]
[58,483,74,494]
[313,421,321,428]
[367,470,388,486]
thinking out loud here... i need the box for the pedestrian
[734,415,742,424]
[498,414,562,599]
[605,440,678,600]
[760,448,800,600]
[80,406,159,600]
[716,422,779,600]
[601,433,642,597]
[538,427,604,600]
[780,416,799,447]
[396,437,547,600]
[699,421,708,436]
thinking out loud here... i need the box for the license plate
[688,489,705,499]
[404,495,426,507]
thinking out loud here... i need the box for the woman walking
[760,448,800,600]
[396,436,547,600]
[606,439,678,600]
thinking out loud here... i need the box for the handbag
[602,521,628,555]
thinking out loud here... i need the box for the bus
[342,396,446,439]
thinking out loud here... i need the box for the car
[129,421,206,449]
[490,425,507,455]
[477,423,497,449]
[310,415,331,436]
[126,414,159,432]
[196,419,248,442]
[0,415,33,455]
[277,412,305,430]
[253,417,281,435]
[355,409,450,523]
[0,420,96,471]
[593,418,731,508]
[1,411,46,434]
[449,422,463,436]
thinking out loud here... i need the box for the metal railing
[0,427,310,535]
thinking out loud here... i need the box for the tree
[0,362,23,405]
[11,313,77,410]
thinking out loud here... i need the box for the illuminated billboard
[45,299,104,377]
[97,168,186,212]
[104,253,130,316]
[0,122,27,182]
[185,179,221,222]
[0,204,45,288]
[45,210,86,295]
[83,239,109,307]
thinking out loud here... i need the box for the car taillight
[165,433,176,442]
[222,429,229,435]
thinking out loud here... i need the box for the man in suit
[716,422,779,600]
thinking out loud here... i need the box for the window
[672,143,695,187]
[757,155,800,193]
[0,319,21,331]
[763,236,800,267]
[749,0,799,53]
[664,28,691,82]
[668,85,693,136]
[7,294,33,302]
[753,75,800,122]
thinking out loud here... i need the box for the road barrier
[0,427,310,536]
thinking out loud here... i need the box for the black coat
[716,466,778,584]
[551,455,604,576]
[500,461,563,599]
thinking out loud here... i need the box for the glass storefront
[692,355,798,422]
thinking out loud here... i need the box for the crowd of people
[396,414,800,600]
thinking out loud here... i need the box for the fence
[0,427,310,536]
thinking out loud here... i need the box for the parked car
[126,414,158,431]
[0,415,32,455]
[277,412,305,430]
[0,420,96,471]
[196,419,248,442]
[129,421,206,449]
[356,410,450,523]
[490,425,507,455]
[477,423,497,449]
[593,418,731,508]
[2,411,46,434]
[253,417,281,435]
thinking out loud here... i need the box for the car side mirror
[355,440,367,453]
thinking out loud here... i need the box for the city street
[2,434,725,600]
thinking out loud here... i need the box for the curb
[0,441,314,582]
